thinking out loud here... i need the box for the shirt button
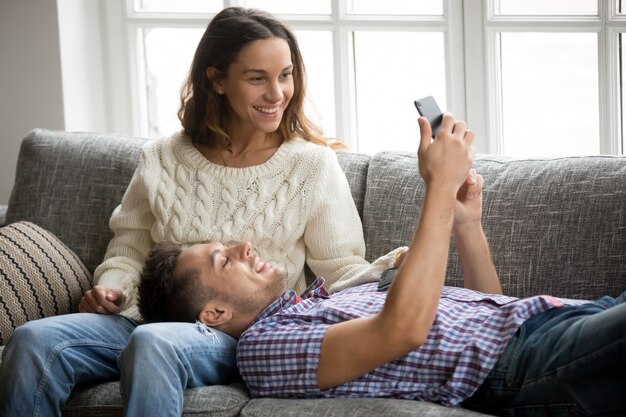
[283,293,291,301]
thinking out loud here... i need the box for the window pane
[500,33,599,157]
[354,31,446,154]
[294,31,336,138]
[495,0,597,15]
[137,0,222,13]
[244,0,331,15]
[348,0,442,15]
[144,28,204,137]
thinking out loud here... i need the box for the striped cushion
[0,221,92,344]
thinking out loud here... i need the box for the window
[102,0,625,157]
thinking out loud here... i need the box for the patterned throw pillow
[0,221,92,344]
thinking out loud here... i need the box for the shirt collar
[248,277,329,328]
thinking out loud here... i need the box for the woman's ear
[206,67,224,94]
[198,302,232,327]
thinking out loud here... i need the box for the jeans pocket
[503,325,527,388]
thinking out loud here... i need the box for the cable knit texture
[94,133,375,320]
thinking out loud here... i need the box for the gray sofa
[1,128,625,416]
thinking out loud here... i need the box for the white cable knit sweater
[94,133,398,321]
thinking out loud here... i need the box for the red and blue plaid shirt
[237,278,583,406]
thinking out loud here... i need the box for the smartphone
[414,96,443,138]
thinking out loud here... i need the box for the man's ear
[206,67,224,92]
[198,302,233,327]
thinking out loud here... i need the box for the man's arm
[317,114,474,390]
[454,172,502,294]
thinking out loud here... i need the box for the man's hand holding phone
[414,96,443,138]
[417,112,475,194]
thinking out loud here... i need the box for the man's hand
[79,286,124,314]
[417,112,475,195]
[454,170,483,228]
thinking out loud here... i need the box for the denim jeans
[464,292,626,417]
[0,313,239,417]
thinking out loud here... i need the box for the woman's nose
[265,81,283,102]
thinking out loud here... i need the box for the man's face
[176,241,288,315]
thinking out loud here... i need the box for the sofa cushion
[336,151,371,220]
[5,129,146,274]
[0,221,92,344]
[59,381,249,417]
[241,397,492,417]
[363,152,626,300]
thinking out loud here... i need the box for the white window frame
[469,0,625,155]
[100,0,625,155]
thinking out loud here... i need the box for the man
[139,114,626,416]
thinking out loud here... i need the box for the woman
[0,7,400,417]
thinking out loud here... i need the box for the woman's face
[214,37,295,140]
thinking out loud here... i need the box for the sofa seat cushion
[241,398,493,417]
[61,381,249,417]
[0,221,92,344]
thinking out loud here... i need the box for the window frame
[478,0,624,155]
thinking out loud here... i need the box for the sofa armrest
[0,205,7,227]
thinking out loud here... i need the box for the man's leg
[0,313,138,417]
[119,321,239,417]
[465,294,626,416]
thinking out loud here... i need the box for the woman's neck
[195,133,284,168]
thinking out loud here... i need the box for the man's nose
[233,242,252,259]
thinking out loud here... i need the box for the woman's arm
[303,148,371,287]
[91,152,156,319]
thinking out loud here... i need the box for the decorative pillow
[0,221,92,344]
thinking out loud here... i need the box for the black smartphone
[414,96,443,138]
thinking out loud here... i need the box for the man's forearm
[454,222,502,294]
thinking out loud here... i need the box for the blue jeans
[463,292,626,416]
[0,313,239,417]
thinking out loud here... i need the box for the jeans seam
[34,340,126,417]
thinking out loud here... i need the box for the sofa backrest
[6,129,146,275]
[363,151,626,300]
[7,130,626,301]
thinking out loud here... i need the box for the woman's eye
[250,76,264,83]
[281,72,292,79]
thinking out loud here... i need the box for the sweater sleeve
[303,149,372,289]
[93,150,156,320]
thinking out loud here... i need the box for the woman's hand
[79,286,124,314]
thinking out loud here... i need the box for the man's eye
[223,256,230,268]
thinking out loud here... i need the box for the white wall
[0,0,65,205]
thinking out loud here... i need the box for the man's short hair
[138,241,218,323]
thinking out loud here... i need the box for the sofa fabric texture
[1,129,625,416]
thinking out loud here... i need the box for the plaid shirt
[237,278,582,406]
